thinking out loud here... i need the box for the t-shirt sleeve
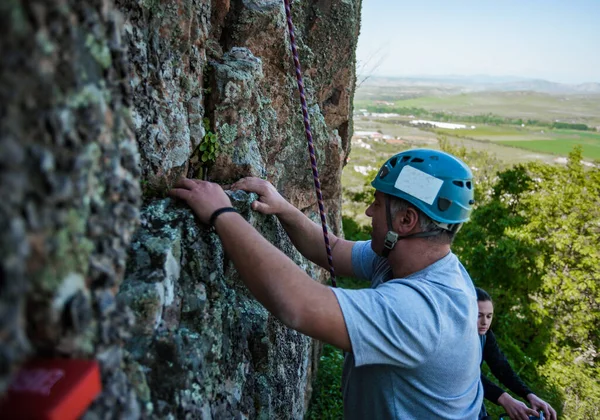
[332,282,440,368]
[351,240,379,280]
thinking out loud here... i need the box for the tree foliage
[450,145,600,419]
[305,344,345,420]
[551,122,589,131]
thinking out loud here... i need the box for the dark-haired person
[477,288,557,420]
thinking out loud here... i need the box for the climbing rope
[283,0,336,287]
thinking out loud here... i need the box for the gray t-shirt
[331,240,483,419]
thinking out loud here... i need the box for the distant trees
[551,122,589,131]
[365,105,429,116]
[362,104,593,131]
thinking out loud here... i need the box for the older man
[169,148,483,419]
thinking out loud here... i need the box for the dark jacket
[481,329,533,404]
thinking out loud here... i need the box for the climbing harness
[283,0,336,286]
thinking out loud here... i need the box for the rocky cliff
[0,0,360,417]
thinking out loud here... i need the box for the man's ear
[393,207,420,234]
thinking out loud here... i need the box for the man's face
[365,191,387,255]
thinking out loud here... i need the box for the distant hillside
[494,79,600,94]
[359,75,600,95]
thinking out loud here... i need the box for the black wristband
[209,207,238,227]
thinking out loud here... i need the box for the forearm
[491,360,532,399]
[214,212,326,328]
[482,373,505,404]
[230,176,355,275]
[497,392,512,406]
[168,178,351,351]
[277,202,342,268]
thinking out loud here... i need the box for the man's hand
[169,178,232,224]
[231,177,289,215]
[527,393,557,420]
[498,392,539,420]
[232,176,355,277]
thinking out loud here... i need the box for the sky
[356,0,600,84]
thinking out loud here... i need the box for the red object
[0,359,102,420]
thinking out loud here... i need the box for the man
[169,148,483,419]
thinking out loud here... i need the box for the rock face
[0,0,359,418]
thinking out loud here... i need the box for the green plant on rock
[191,118,220,178]
[199,118,219,163]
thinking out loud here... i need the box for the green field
[497,138,600,160]
[353,119,564,162]
[354,84,600,162]
[436,125,545,139]
[496,128,600,160]
[356,91,600,126]
[433,126,600,160]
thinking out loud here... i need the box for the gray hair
[388,196,456,244]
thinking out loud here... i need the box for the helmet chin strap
[381,195,443,258]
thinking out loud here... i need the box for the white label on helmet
[394,166,443,205]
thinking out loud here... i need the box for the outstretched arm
[169,178,352,351]
[232,177,357,277]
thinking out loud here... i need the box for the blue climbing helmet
[371,149,474,229]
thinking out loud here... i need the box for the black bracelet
[209,207,238,227]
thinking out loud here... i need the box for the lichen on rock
[1,0,360,417]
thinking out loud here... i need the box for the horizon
[358,74,600,86]
[356,0,600,85]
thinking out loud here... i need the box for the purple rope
[283,0,336,287]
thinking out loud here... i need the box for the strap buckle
[384,231,399,250]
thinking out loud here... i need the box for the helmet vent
[379,166,390,179]
[466,181,472,189]
[389,157,398,167]
[411,157,424,163]
[453,180,464,187]
[400,156,411,163]
[438,197,452,211]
